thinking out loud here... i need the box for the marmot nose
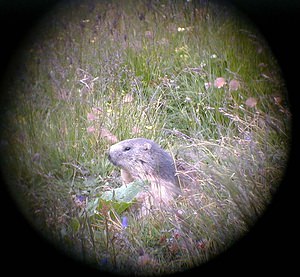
[107,152,117,165]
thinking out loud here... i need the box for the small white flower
[177,27,185,32]
[204,82,212,89]
[200,61,206,68]
[210,54,217,59]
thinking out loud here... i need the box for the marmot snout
[108,138,180,206]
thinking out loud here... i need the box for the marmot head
[108,138,177,185]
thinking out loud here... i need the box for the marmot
[108,138,181,210]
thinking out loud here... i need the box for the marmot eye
[124,146,131,151]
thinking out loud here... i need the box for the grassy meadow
[0,0,291,275]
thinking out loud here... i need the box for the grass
[0,0,291,275]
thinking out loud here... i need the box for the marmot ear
[143,142,152,151]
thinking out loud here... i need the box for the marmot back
[108,138,180,207]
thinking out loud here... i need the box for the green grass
[0,0,291,275]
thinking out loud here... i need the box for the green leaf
[86,197,100,216]
[101,180,148,202]
[99,200,132,214]
[98,180,149,214]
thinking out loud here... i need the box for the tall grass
[0,0,290,275]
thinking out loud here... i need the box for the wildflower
[87,112,97,121]
[76,195,86,202]
[73,195,87,208]
[204,82,212,89]
[100,257,109,268]
[145,125,153,130]
[99,127,118,143]
[244,132,252,141]
[229,79,240,91]
[184,97,192,103]
[245,97,257,108]
[122,216,128,229]
[132,126,141,134]
[87,126,96,133]
[123,93,134,103]
[177,27,185,32]
[200,61,206,68]
[214,77,226,88]
[210,54,217,59]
